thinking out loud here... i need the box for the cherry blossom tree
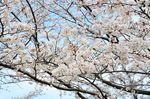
[0,0,150,98]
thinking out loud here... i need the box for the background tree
[0,0,150,98]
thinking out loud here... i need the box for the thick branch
[0,63,96,96]
[0,18,4,37]
[99,70,150,75]
[96,75,150,95]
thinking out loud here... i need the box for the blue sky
[0,82,74,99]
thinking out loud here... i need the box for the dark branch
[0,18,4,37]
[95,75,150,95]
[0,63,97,96]
[11,12,22,22]
[25,0,39,48]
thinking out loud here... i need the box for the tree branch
[96,75,150,95]
[25,0,39,48]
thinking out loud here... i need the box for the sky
[0,81,74,99]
